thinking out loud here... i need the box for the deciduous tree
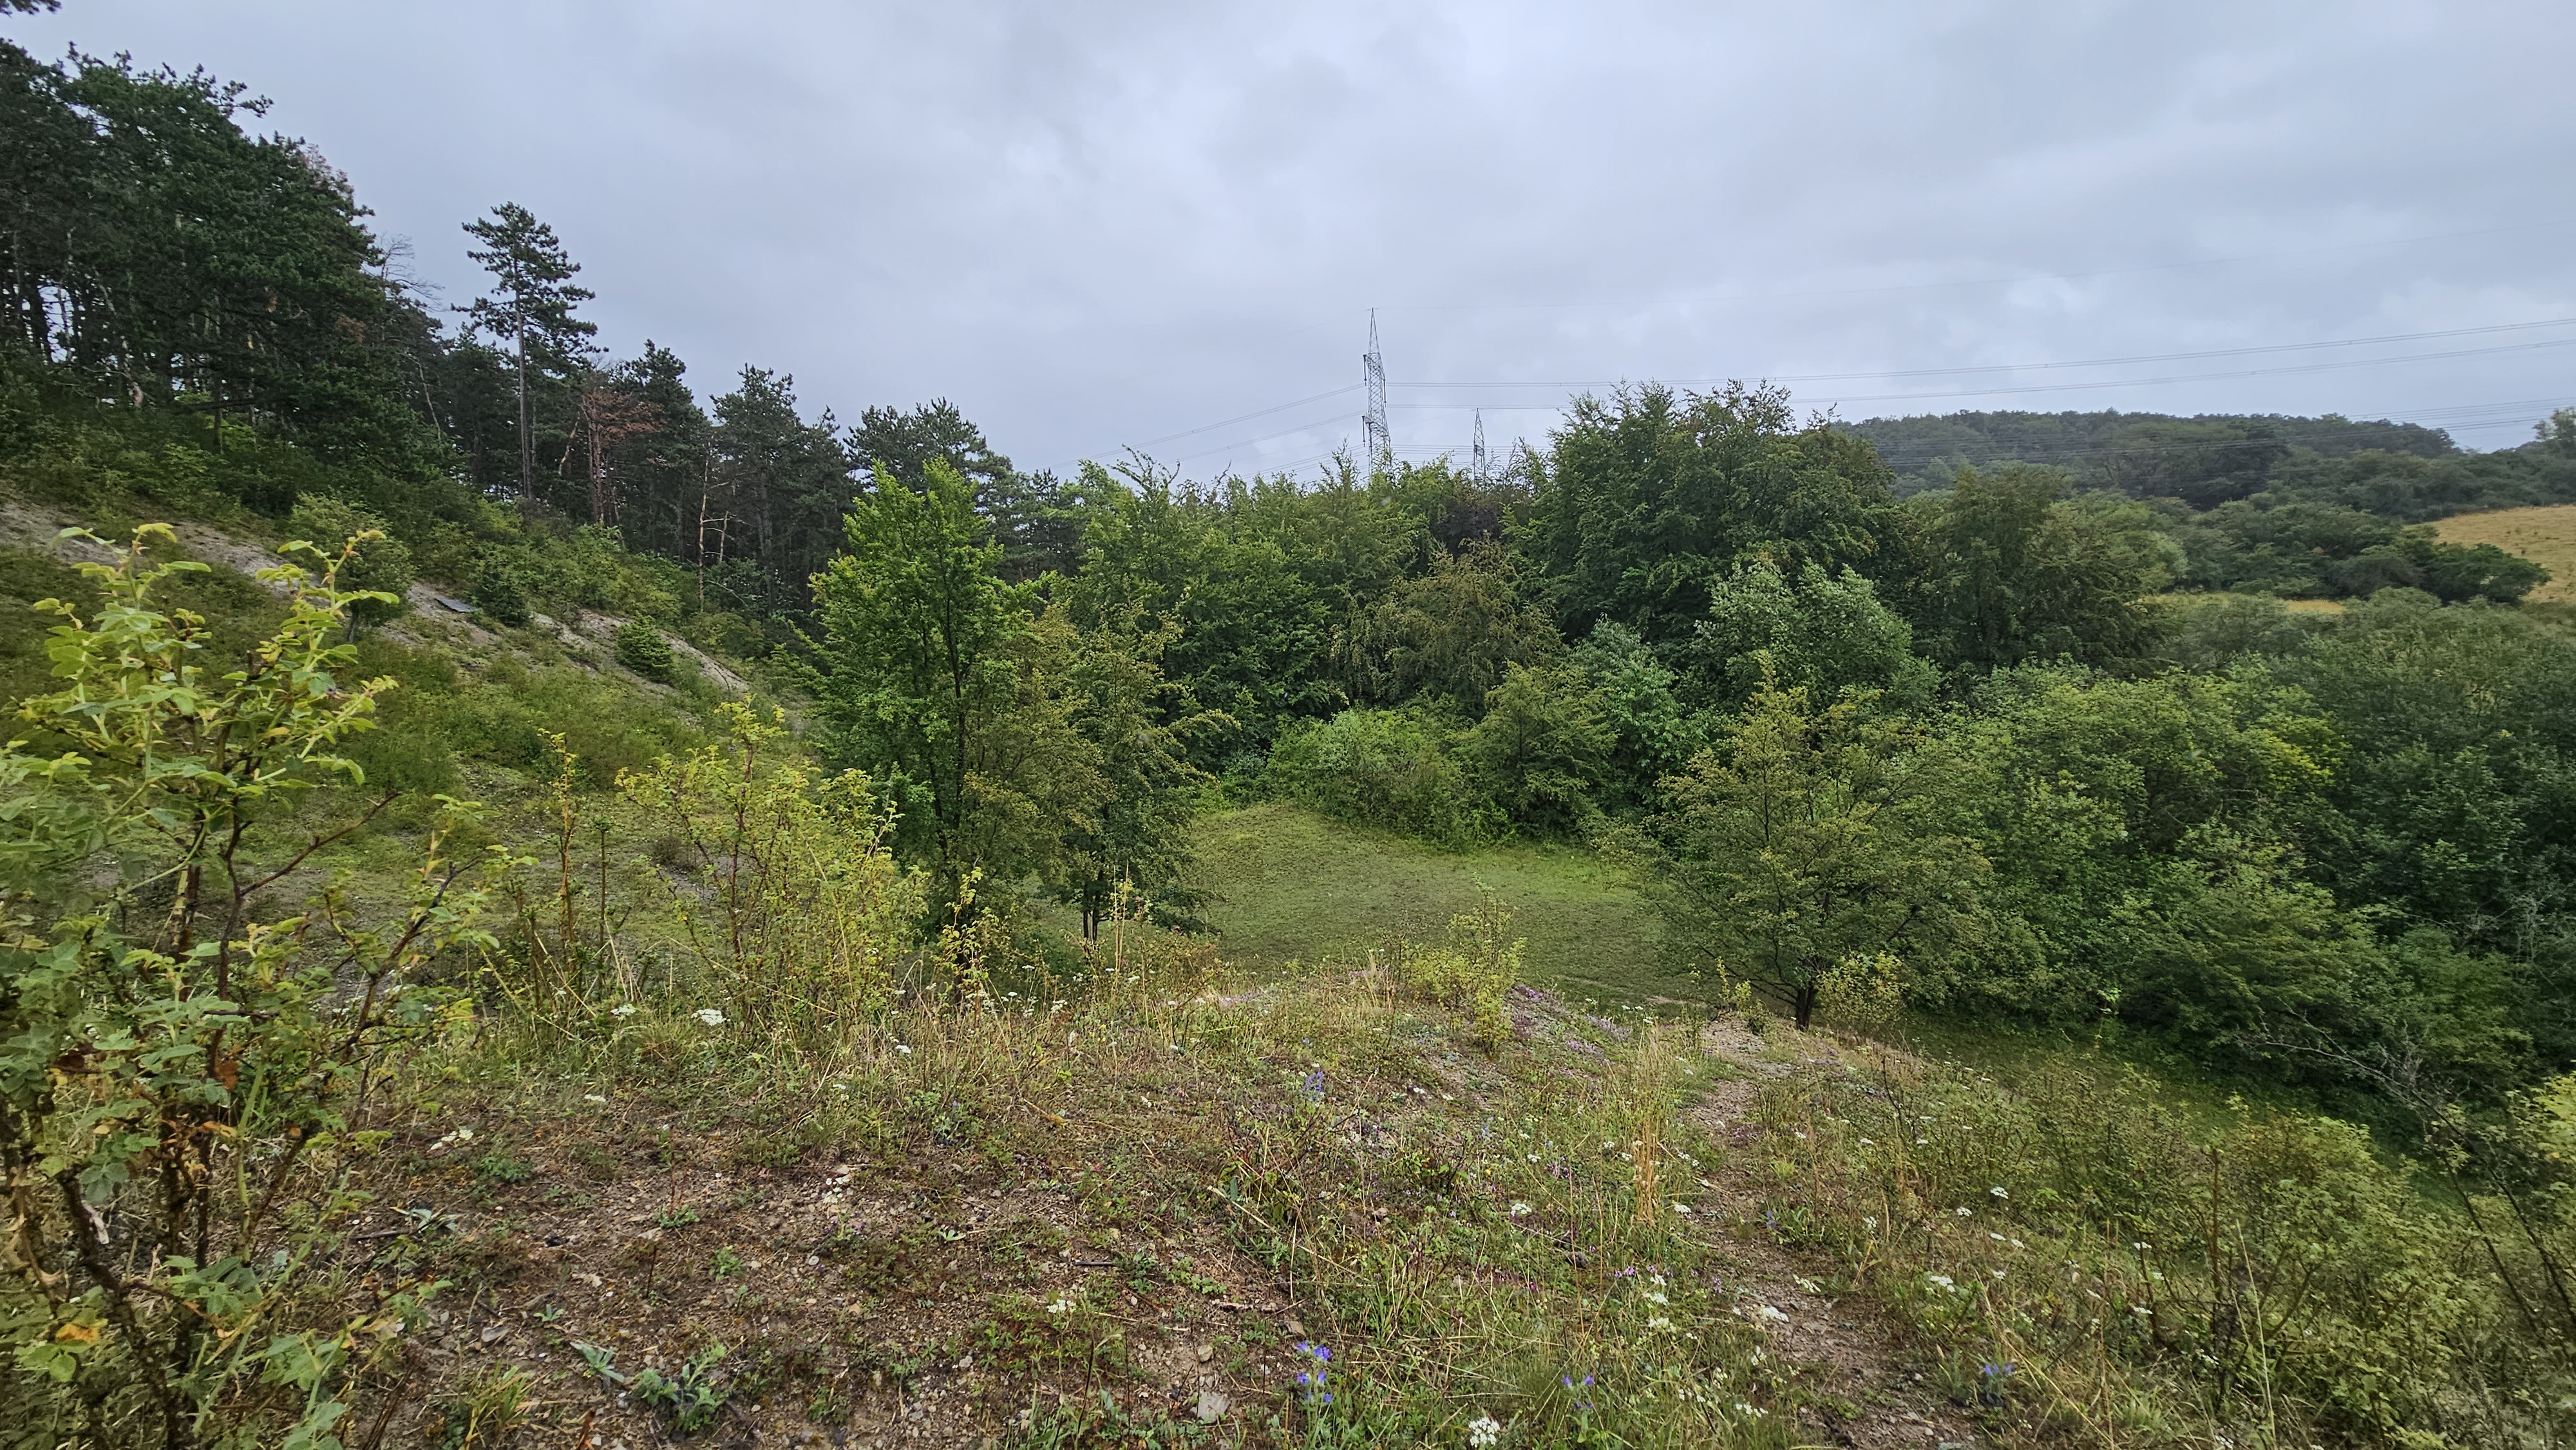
[1630,679,1992,1028]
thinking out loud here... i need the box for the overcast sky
[16,1,2576,474]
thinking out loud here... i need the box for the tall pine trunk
[515,321,533,501]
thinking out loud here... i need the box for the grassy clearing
[2435,502,2576,603]
[1191,803,1691,1004]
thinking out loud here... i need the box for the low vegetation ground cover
[1189,804,1684,1004]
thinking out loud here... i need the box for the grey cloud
[17,0,2573,471]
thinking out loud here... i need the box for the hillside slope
[2434,502,2576,603]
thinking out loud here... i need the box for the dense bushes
[618,706,918,1040]
[614,617,677,681]
[1264,707,1498,847]
[1624,683,1999,1028]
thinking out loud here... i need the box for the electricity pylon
[1361,309,1392,473]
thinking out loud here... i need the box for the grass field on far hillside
[2437,500,2576,602]
[1190,802,1694,1003]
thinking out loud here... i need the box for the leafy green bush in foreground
[1,529,489,1449]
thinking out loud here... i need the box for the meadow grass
[1189,803,1691,1004]
[2434,501,2576,603]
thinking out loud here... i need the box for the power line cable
[1137,384,1359,447]
[1394,315,2576,391]
[1377,218,2576,313]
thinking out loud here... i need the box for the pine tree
[460,203,595,500]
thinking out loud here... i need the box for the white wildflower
[1465,1415,1503,1448]
[611,1004,638,1018]
[1508,1200,1534,1217]
[694,1008,726,1028]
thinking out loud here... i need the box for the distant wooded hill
[1844,410,2477,504]
[1849,409,2459,473]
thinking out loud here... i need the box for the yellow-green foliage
[1397,894,1523,1052]
[1814,951,1905,1037]
[619,704,920,1043]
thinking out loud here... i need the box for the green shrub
[287,494,414,632]
[0,527,488,1449]
[411,654,703,787]
[1455,659,1613,835]
[1264,707,1499,847]
[1813,950,1904,1036]
[616,619,677,682]
[469,554,532,626]
[1397,895,1522,1052]
[615,705,920,1042]
[554,524,680,619]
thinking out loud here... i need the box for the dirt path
[1687,1017,1985,1450]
